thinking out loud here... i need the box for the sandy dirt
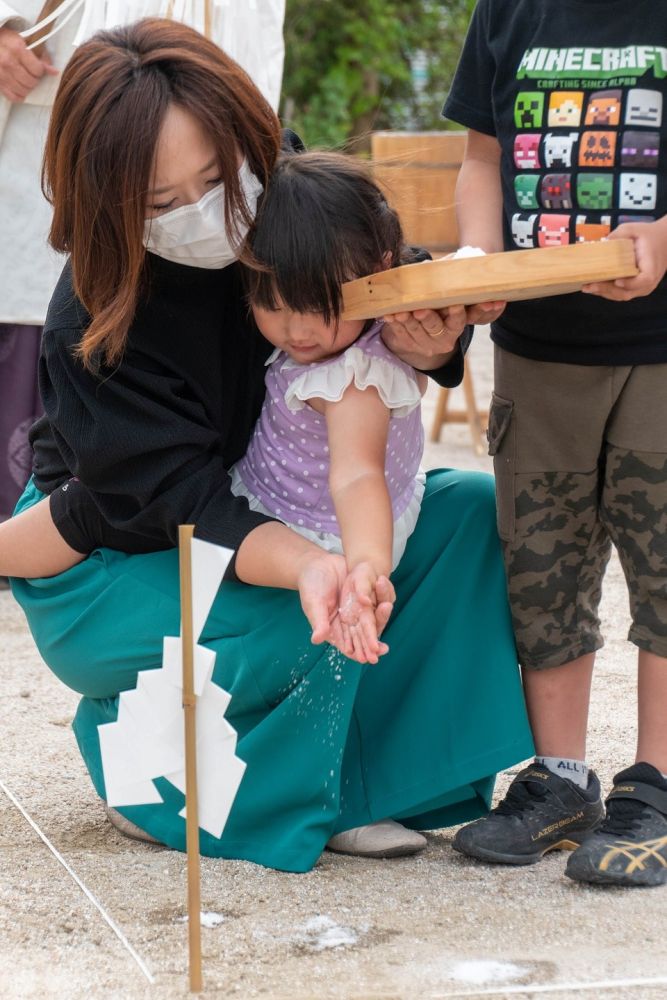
[2,331,666,999]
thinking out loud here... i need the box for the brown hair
[43,17,281,369]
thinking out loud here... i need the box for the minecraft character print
[538,214,571,248]
[548,91,584,127]
[541,174,572,210]
[577,174,614,210]
[515,92,545,129]
[584,90,622,127]
[618,215,655,225]
[619,174,657,211]
[511,212,538,248]
[575,215,611,242]
[514,133,541,170]
[515,174,540,209]
[544,132,578,169]
[620,131,660,170]
[625,89,663,127]
[579,132,616,168]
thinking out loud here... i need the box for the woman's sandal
[327,819,427,858]
[105,805,163,845]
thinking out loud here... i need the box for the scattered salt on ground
[449,959,529,985]
[297,915,358,951]
[175,911,225,929]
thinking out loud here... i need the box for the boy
[444,0,667,886]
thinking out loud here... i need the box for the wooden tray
[341,240,638,320]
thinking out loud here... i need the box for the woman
[0,0,285,584]
[10,19,533,872]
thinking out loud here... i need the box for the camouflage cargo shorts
[490,345,667,671]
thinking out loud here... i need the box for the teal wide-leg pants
[11,470,533,872]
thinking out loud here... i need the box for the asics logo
[599,836,667,873]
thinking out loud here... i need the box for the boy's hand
[338,563,395,665]
[582,218,667,301]
[466,300,506,325]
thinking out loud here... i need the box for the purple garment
[234,322,424,537]
[0,324,43,521]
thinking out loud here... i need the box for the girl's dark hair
[43,17,281,370]
[245,151,416,324]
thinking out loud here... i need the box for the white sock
[535,756,589,790]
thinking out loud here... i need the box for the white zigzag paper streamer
[99,539,246,839]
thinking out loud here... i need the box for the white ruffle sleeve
[283,347,422,418]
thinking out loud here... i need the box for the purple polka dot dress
[231,322,425,568]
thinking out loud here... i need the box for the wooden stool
[430,364,489,456]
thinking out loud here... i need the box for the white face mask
[143,159,263,269]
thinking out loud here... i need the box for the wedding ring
[428,324,447,338]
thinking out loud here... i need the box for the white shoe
[326,819,427,858]
[106,806,162,845]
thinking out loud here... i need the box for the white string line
[24,0,86,51]
[431,974,667,998]
[0,777,155,985]
[19,0,83,40]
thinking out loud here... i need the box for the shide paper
[99,539,246,838]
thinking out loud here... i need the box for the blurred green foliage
[281,0,475,149]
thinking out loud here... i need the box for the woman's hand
[381,304,467,369]
[381,301,505,370]
[338,562,396,665]
[582,218,667,301]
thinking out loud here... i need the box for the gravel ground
[2,330,667,999]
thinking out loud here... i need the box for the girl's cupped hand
[299,552,394,664]
[337,562,396,665]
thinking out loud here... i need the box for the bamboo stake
[179,524,203,993]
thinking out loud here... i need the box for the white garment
[0,0,285,323]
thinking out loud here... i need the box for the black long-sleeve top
[30,253,470,580]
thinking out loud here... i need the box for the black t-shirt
[443,0,667,365]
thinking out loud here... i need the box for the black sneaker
[565,763,667,887]
[452,763,604,865]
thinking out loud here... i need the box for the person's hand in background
[0,26,58,102]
